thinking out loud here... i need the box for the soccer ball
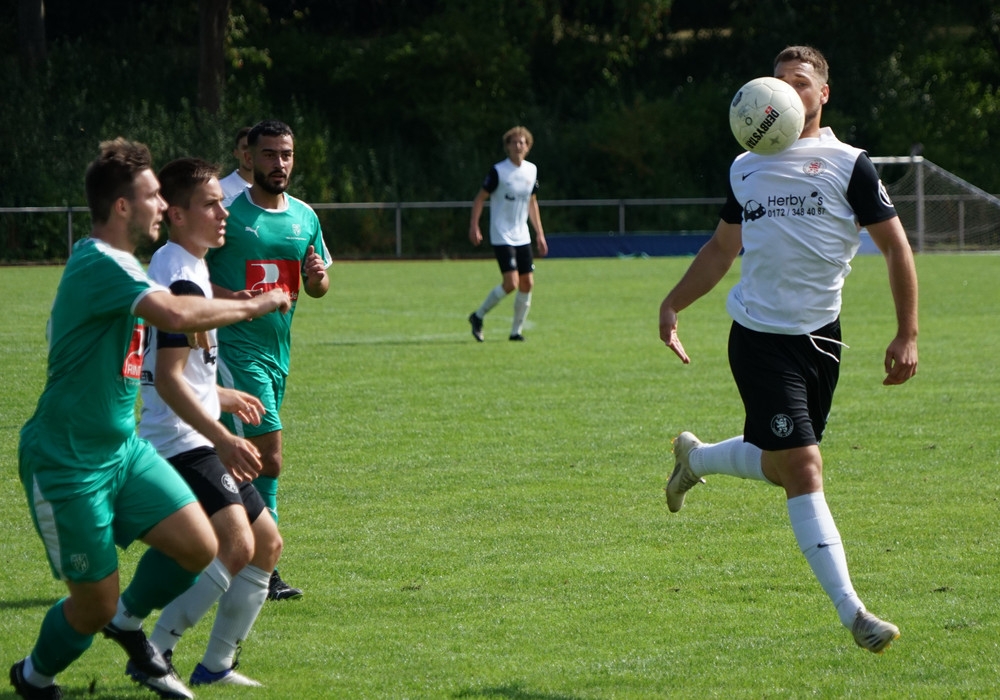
[729,77,805,155]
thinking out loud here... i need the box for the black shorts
[493,244,535,275]
[167,446,267,522]
[728,319,842,451]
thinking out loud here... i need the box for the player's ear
[166,204,185,227]
[820,84,830,105]
[113,196,130,219]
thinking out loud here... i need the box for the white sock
[22,657,54,687]
[511,291,532,335]
[476,284,508,317]
[202,564,270,672]
[787,492,864,628]
[151,558,231,654]
[110,598,144,631]
[689,436,769,482]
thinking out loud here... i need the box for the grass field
[1,253,998,699]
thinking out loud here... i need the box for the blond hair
[503,126,534,150]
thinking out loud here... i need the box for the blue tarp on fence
[546,233,712,258]
[546,231,880,258]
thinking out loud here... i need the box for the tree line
[3,0,998,259]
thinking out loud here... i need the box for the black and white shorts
[728,319,842,451]
[167,446,267,522]
[493,243,535,275]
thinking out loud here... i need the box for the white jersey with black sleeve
[481,158,539,246]
[720,127,897,335]
[138,241,219,459]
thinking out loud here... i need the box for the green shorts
[217,351,285,437]
[21,434,197,583]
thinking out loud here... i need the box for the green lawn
[1,253,998,699]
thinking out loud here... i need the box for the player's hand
[186,331,211,350]
[257,287,291,315]
[536,235,548,258]
[883,335,917,385]
[303,245,327,285]
[217,434,263,483]
[659,301,691,364]
[219,387,266,425]
[469,226,483,246]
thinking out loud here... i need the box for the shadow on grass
[320,336,471,347]
[454,682,583,700]
[0,597,59,611]
[0,684,154,700]
[0,687,135,700]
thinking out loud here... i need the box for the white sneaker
[126,655,194,699]
[851,609,900,653]
[190,663,263,687]
[665,431,705,513]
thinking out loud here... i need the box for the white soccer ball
[729,77,805,155]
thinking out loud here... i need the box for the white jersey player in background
[468,125,548,342]
[219,126,253,206]
[658,45,918,654]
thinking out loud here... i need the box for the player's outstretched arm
[866,217,918,385]
[137,287,290,333]
[659,220,743,363]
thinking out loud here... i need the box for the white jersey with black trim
[138,241,219,458]
[482,158,539,246]
[723,127,897,335]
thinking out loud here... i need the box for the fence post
[395,202,402,258]
[67,206,73,257]
[958,200,965,252]
[618,200,625,234]
[915,157,925,253]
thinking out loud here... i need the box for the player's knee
[260,453,282,478]
[186,530,219,573]
[258,530,283,571]
[66,592,117,634]
[219,530,254,574]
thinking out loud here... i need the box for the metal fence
[3,156,998,259]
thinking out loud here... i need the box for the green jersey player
[10,139,289,700]
[206,119,332,601]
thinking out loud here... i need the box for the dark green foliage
[1,0,997,260]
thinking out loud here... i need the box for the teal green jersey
[19,237,167,493]
[207,190,331,375]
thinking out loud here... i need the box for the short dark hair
[158,157,221,209]
[247,119,294,146]
[84,138,153,224]
[774,45,830,84]
[234,126,252,147]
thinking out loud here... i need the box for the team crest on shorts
[771,414,794,438]
[221,474,239,494]
[70,553,89,574]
